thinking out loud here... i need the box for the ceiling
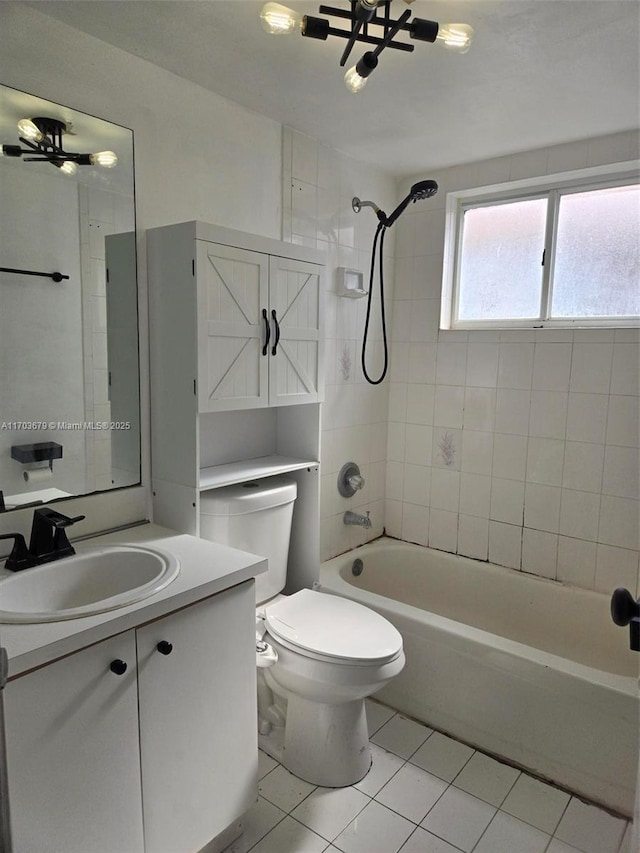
[26,0,640,178]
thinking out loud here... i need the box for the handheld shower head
[382,179,438,227]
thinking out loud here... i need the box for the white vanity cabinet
[4,580,256,853]
[4,630,144,853]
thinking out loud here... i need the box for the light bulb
[89,150,118,168]
[344,66,369,93]
[17,118,44,142]
[436,23,474,53]
[260,2,303,34]
[60,161,77,176]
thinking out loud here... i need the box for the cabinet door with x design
[197,242,323,413]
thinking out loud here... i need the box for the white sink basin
[0,545,180,623]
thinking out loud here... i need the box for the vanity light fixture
[1,117,118,174]
[260,1,473,93]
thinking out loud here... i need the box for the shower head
[383,179,438,227]
[409,179,438,201]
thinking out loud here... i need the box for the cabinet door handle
[109,659,128,675]
[261,308,270,356]
[271,309,280,356]
[156,641,173,656]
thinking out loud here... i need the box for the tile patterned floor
[225,699,635,853]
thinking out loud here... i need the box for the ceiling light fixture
[260,1,474,92]
[1,117,118,174]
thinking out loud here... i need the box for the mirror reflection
[0,84,140,512]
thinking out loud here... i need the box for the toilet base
[275,694,371,787]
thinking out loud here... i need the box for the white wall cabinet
[148,223,324,592]
[4,581,256,853]
[197,242,323,411]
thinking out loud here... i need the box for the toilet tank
[199,476,297,605]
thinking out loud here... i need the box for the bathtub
[319,537,639,817]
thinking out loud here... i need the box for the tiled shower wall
[282,127,397,561]
[387,130,640,596]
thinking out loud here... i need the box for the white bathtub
[319,537,639,817]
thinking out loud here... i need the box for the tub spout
[343,510,371,529]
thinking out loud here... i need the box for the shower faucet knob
[611,588,640,652]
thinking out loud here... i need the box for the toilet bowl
[259,588,404,786]
[200,476,405,787]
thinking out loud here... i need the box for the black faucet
[0,508,85,571]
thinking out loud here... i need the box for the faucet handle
[0,533,33,571]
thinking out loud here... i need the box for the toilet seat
[264,588,402,665]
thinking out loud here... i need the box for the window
[441,164,640,329]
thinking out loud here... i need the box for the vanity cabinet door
[136,580,257,853]
[268,256,324,407]
[3,631,144,853]
[197,242,270,412]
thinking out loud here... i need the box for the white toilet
[199,476,405,787]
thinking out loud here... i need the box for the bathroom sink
[0,545,180,623]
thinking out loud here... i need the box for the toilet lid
[265,589,402,663]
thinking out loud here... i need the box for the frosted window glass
[552,185,640,317]
[458,199,547,320]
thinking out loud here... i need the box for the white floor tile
[554,797,627,853]
[399,826,463,852]
[546,839,586,853]
[370,714,432,759]
[249,815,329,853]
[258,750,279,780]
[258,764,316,813]
[410,731,474,782]
[333,800,415,853]
[365,698,396,735]
[501,773,571,834]
[420,786,496,853]
[375,762,448,824]
[354,743,405,797]
[473,811,550,853]
[222,797,285,853]
[617,821,636,853]
[291,784,370,842]
[453,751,520,806]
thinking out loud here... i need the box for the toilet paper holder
[11,441,63,479]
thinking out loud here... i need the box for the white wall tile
[522,528,558,579]
[434,385,465,428]
[606,396,639,447]
[599,496,640,550]
[526,437,565,486]
[458,514,489,560]
[461,430,494,475]
[491,478,525,525]
[402,502,430,546]
[430,468,460,512]
[524,483,561,533]
[610,343,639,395]
[493,433,528,481]
[595,544,640,595]
[558,489,600,541]
[436,342,468,386]
[562,442,604,492]
[532,343,572,391]
[403,463,431,506]
[428,508,458,552]
[569,343,613,393]
[557,536,596,589]
[459,472,491,518]
[495,389,531,435]
[528,391,567,439]
[466,342,499,387]
[498,343,534,390]
[489,521,522,569]
[464,388,496,432]
[405,424,433,466]
[602,446,639,499]
[406,384,435,425]
[566,393,609,443]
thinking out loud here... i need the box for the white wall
[0,3,283,540]
[282,128,397,560]
[387,133,640,597]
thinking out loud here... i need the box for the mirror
[0,84,140,512]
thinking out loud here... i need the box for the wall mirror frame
[0,83,142,518]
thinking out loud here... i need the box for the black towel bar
[0,266,69,282]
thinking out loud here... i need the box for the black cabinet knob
[156,641,173,656]
[611,588,640,626]
[110,659,127,675]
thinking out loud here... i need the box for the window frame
[441,160,640,330]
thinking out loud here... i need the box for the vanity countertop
[0,522,266,678]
